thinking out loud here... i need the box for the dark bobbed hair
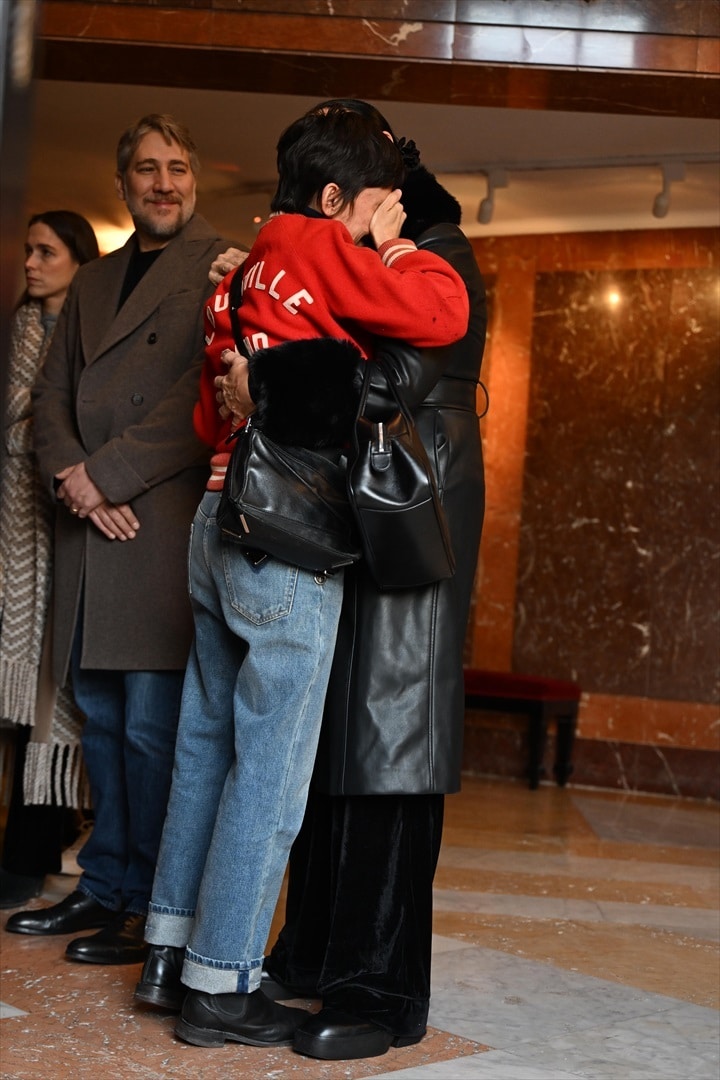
[312,98,396,139]
[116,113,200,177]
[270,106,404,215]
[27,209,99,266]
[306,98,462,239]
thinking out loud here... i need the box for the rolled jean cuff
[182,950,264,994]
[145,907,194,947]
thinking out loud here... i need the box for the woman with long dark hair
[1,211,99,909]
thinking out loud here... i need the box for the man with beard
[6,115,233,965]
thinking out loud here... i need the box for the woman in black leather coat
[265,101,488,1061]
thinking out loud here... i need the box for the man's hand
[370,189,406,248]
[89,502,140,541]
[208,247,249,287]
[56,462,139,540]
[215,349,254,427]
[56,462,106,516]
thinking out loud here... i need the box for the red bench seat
[463,668,581,789]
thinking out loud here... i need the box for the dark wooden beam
[37,1,720,118]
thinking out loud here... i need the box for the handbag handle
[355,360,413,453]
[353,362,420,481]
[356,359,415,431]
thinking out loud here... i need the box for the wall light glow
[605,289,622,308]
[90,222,134,255]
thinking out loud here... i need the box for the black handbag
[347,363,455,589]
[217,420,361,574]
[215,271,361,574]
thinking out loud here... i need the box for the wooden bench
[463,668,581,789]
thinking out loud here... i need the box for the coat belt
[420,378,479,412]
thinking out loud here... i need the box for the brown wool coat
[32,215,231,681]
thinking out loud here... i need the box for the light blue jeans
[145,491,344,993]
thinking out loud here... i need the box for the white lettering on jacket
[242,260,314,315]
[283,290,314,315]
[205,304,216,347]
[243,333,270,355]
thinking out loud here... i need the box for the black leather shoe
[5,889,114,936]
[0,870,45,910]
[65,911,149,964]
[293,1007,424,1060]
[134,944,186,1010]
[175,988,308,1047]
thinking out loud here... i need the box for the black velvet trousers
[267,788,444,1038]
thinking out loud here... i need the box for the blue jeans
[145,491,344,993]
[71,628,184,914]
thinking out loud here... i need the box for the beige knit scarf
[0,301,88,807]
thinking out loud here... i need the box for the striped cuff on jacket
[377,238,418,267]
[207,452,230,491]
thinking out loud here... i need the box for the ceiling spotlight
[652,162,685,219]
[477,169,508,224]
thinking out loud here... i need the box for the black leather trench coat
[313,223,487,795]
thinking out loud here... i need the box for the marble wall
[464,229,720,797]
[517,266,719,702]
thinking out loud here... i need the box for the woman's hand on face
[208,247,249,286]
[369,190,406,248]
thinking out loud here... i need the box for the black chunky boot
[175,988,308,1047]
[135,944,186,1010]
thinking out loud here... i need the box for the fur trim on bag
[248,337,363,448]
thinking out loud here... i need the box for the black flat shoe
[293,1006,424,1060]
[5,889,114,936]
[65,911,149,964]
[175,988,308,1048]
[0,870,45,910]
[134,944,186,1010]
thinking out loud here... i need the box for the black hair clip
[397,137,421,171]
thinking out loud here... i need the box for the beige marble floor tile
[431,913,719,1008]
[434,863,718,907]
[432,777,720,1012]
[2,774,717,1078]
